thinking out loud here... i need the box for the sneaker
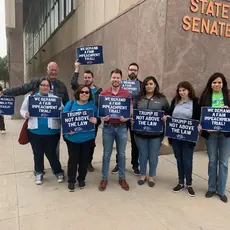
[133,167,140,176]
[35,174,43,185]
[217,194,228,203]
[186,186,195,197]
[173,184,184,193]
[88,163,95,172]
[1,130,6,134]
[205,191,215,198]
[111,165,119,174]
[68,183,75,192]
[79,181,86,189]
[57,175,64,183]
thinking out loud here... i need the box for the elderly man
[1,62,69,105]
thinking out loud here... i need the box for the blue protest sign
[61,109,95,134]
[165,117,199,143]
[76,45,104,64]
[0,96,15,115]
[98,96,131,119]
[200,107,230,132]
[132,109,164,132]
[121,80,140,97]
[29,96,62,118]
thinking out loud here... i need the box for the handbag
[18,119,29,145]
[18,92,34,145]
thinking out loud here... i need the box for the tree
[0,56,9,88]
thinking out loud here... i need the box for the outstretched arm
[71,60,80,91]
[3,78,38,96]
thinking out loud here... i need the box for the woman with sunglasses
[133,76,169,187]
[20,77,64,185]
[200,73,230,203]
[63,85,97,192]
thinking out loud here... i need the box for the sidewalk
[0,118,230,230]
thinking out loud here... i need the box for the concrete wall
[6,0,24,118]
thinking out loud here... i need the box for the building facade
[5,0,230,108]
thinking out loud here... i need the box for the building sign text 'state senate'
[183,0,230,37]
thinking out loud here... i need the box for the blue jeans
[134,135,163,177]
[102,123,127,180]
[171,139,194,186]
[206,133,230,196]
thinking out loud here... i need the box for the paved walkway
[0,118,230,230]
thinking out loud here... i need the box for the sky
[0,0,7,57]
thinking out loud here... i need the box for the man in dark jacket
[1,62,69,105]
[71,60,102,172]
[111,63,142,176]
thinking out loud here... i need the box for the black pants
[0,115,5,130]
[89,119,101,164]
[116,120,139,168]
[65,138,94,183]
[28,131,64,175]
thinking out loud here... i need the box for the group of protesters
[0,60,229,204]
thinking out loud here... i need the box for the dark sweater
[133,95,169,138]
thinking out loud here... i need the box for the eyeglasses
[80,91,90,95]
[40,84,50,88]
[128,69,138,72]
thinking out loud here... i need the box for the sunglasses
[40,84,50,88]
[80,90,90,95]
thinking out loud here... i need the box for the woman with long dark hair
[63,84,97,192]
[168,81,200,197]
[200,73,230,203]
[133,76,169,187]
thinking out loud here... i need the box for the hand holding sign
[89,117,97,124]
[98,96,131,119]
[200,107,230,132]
[165,117,199,143]
[120,116,128,123]
[76,46,104,65]
[62,109,95,134]
[25,111,30,119]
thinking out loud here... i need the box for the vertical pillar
[7,0,24,119]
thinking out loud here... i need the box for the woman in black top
[200,73,230,203]
[133,76,169,187]
[168,81,200,197]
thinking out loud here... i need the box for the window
[25,0,75,62]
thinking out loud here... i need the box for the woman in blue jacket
[63,85,97,192]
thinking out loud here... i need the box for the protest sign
[121,80,140,97]
[200,107,230,132]
[0,96,15,115]
[29,96,62,118]
[98,96,131,119]
[132,109,164,132]
[61,109,94,134]
[165,117,199,142]
[76,45,103,64]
